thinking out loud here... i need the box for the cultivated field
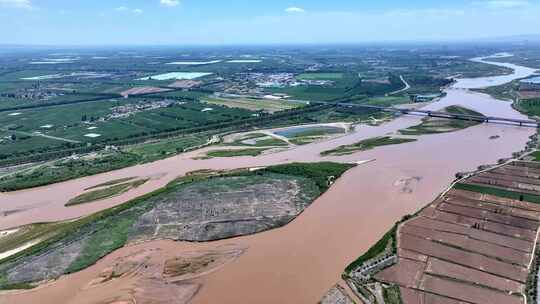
[120,86,172,97]
[202,96,301,113]
[344,160,540,304]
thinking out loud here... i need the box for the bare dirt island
[0,162,354,295]
[3,242,245,304]
[0,55,537,304]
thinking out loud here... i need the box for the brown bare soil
[397,249,428,262]
[431,209,537,241]
[162,248,245,281]
[351,162,540,304]
[519,90,540,98]
[425,258,523,293]
[400,287,465,304]
[7,243,245,304]
[401,224,530,265]
[375,258,425,288]
[424,294,465,304]
[443,203,534,230]
[168,80,202,89]
[120,86,172,97]
[420,275,523,304]
[400,233,528,282]
[408,210,533,251]
[480,171,540,186]
[399,287,423,304]
[492,165,540,179]
[445,195,540,221]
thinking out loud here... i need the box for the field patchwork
[344,160,540,304]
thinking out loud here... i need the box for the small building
[409,93,442,103]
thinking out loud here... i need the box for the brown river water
[0,56,537,304]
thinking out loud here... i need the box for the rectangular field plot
[0,98,254,157]
[419,275,523,304]
[347,161,540,304]
[425,258,523,293]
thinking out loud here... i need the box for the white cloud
[160,0,180,7]
[285,7,306,13]
[484,0,530,8]
[115,6,143,15]
[175,4,540,45]
[0,0,32,9]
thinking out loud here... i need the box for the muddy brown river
[0,55,537,304]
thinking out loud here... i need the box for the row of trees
[0,103,337,167]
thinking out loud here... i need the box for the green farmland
[296,73,344,80]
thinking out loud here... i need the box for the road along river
[0,56,537,304]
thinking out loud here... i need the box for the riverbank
[334,54,540,304]
[0,55,537,304]
[342,159,540,304]
[0,162,355,292]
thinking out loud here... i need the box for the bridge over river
[318,102,540,128]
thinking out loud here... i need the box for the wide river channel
[0,55,538,304]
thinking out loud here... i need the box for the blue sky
[1,0,539,45]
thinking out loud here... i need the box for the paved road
[387,75,410,96]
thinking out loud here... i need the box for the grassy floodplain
[0,105,382,192]
[0,46,513,197]
[204,148,269,158]
[84,177,137,190]
[516,98,540,118]
[0,162,355,290]
[0,136,205,192]
[245,137,288,147]
[230,133,289,147]
[66,179,148,206]
[533,151,540,161]
[344,222,400,273]
[276,125,347,145]
[399,105,485,135]
[473,79,521,101]
[0,152,141,192]
[321,136,416,156]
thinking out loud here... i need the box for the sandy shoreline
[0,55,537,304]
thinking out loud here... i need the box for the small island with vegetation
[66,178,149,206]
[321,136,417,156]
[399,105,485,135]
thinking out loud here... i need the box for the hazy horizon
[2,35,540,48]
[2,0,540,45]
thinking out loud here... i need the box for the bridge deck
[325,102,539,128]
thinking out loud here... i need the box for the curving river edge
[0,54,538,304]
